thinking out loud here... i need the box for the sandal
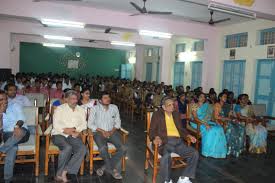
[112,169,123,180]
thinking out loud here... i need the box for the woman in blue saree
[214,92,246,157]
[235,94,267,154]
[190,93,227,158]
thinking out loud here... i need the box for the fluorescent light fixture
[208,2,256,19]
[41,18,85,28]
[43,43,65,48]
[139,30,172,39]
[111,41,135,47]
[44,35,73,41]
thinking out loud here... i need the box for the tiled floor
[1,112,275,183]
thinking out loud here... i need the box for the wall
[20,42,126,77]
[219,19,275,101]
[171,37,205,88]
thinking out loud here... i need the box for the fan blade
[130,2,143,13]
[130,13,142,16]
[148,11,172,15]
[212,18,231,24]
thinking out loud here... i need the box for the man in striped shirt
[88,91,126,180]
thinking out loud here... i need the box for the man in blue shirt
[5,83,32,107]
[0,90,30,183]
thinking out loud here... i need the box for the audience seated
[190,93,227,158]
[234,94,267,154]
[149,96,198,183]
[0,90,30,183]
[88,92,126,180]
[0,71,272,181]
[213,92,245,158]
[51,90,87,182]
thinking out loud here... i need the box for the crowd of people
[0,72,269,183]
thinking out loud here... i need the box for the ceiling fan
[191,10,231,25]
[208,10,231,25]
[130,0,173,16]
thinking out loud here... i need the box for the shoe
[164,180,173,183]
[177,177,192,183]
[112,169,123,180]
[96,167,105,176]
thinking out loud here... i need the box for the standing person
[0,90,30,183]
[88,92,126,180]
[149,96,198,183]
[51,90,87,182]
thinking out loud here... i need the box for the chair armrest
[44,124,53,136]
[119,128,129,136]
[44,113,50,121]
[87,129,93,136]
[36,125,43,136]
[264,116,275,120]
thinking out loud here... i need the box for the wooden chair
[44,98,59,128]
[0,106,42,176]
[252,104,275,136]
[25,93,47,130]
[88,128,129,175]
[44,124,87,176]
[144,111,190,183]
[185,104,201,150]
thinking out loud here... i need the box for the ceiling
[37,0,251,26]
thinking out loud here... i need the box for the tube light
[43,43,65,48]
[111,41,135,47]
[41,18,85,28]
[208,2,256,19]
[139,30,172,39]
[44,35,73,41]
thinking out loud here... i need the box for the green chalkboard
[20,42,126,77]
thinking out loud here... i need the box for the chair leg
[144,149,149,170]
[80,160,84,176]
[44,153,49,176]
[121,156,126,172]
[152,166,158,183]
[89,154,94,175]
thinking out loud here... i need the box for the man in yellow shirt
[149,96,198,183]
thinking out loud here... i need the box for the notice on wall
[67,60,79,69]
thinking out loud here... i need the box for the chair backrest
[23,106,39,126]
[252,104,267,116]
[25,93,46,107]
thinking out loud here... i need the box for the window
[260,27,275,45]
[222,60,246,96]
[121,64,132,80]
[173,62,185,87]
[176,44,186,54]
[193,41,204,51]
[225,33,248,48]
[146,63,153,81]
[191,61,203,89]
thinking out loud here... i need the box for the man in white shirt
[52,90,87,182]
[88,92,127,180]
[5,83,32,107]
